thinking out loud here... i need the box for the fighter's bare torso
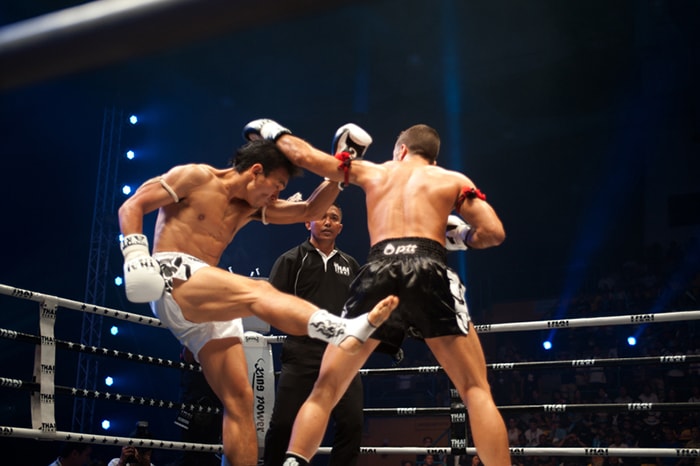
[147,163,284,265]
[358,158,468,246]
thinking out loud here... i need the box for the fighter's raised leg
[171,266,397,353]
[308,295,398,353]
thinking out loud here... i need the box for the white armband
[159,178,180,203]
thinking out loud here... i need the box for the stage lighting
[542,340,552,350]
[129,115,138,125]
[110,325,119,336]
[105,376,114,387]
[101,419,111,430]
[114,276,123,286]
[126,150,135,160]
[122,185,132,195]
[627,336,637,346]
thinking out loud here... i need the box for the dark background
[0,0,699,463]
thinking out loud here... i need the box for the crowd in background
[386,237,700,466]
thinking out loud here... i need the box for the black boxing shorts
[342,237,471,352]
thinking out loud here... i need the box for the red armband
[334,151,352,187]
[455,186,486,211]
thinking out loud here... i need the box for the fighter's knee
[308,383,343,408]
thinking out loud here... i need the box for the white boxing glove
[445,215,472,251]
[120,234,165,303]
[242,118,291,142]
[331,123,372,159]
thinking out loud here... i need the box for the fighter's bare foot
[367,295,399,327]
[339,295,399,353]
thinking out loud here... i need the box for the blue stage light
[542,340,552,350]
[122,185,132,195]
[101,419,111,430]
[126,150,135,160]
[110,325,119,336]
[114,276,123,286]
[627,336,637,346]
[105,376,114,386]
[129,115,138,125]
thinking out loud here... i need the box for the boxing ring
[1,282,700,463]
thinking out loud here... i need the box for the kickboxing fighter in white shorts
[117,127,399,466]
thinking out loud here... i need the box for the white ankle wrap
[307,310,377,346]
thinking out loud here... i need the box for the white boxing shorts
[150,252,244,362]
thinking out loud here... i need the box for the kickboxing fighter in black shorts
[244,119,510,466]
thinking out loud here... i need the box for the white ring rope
[0,327,200,372]
[0,424,693,459]
[8,321,690,378]
[4,281,696,336]
[362,402,700,416]
[0,425,221,453]
[359,354,700,375]
[0,284,165,328]
[0,376,222,415]
[316,446,700,458]
[470,309,700,333]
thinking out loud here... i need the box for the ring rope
[358,353,700,376]
[363,401,700,416]
[3,283,696,333]
[5,370,689,424]
[0,284,165,328]
[471,309,700,333]
[257,310,700,346]
[1,423,693,459]
[257,311,700,341]
[0,425,691,458]
[314,446,700,458]
[0,327,201,372]
[0,376,222,415]
[0,425,222,453]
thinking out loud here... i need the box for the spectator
[638,384,661,426]
[683,426,700,466]
[614,386,633,404]
[417,436,434,463]
[107,421,155,466]
[550,418,570,445]
[48,442,92,466]
[688,386,700,403]
[525,419,545,447]
[656,425,682,466]
[422,454,443,466]
[507,417,524,446]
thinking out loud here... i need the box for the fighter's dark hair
[229,139,302,178]
[396,124,441,163]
